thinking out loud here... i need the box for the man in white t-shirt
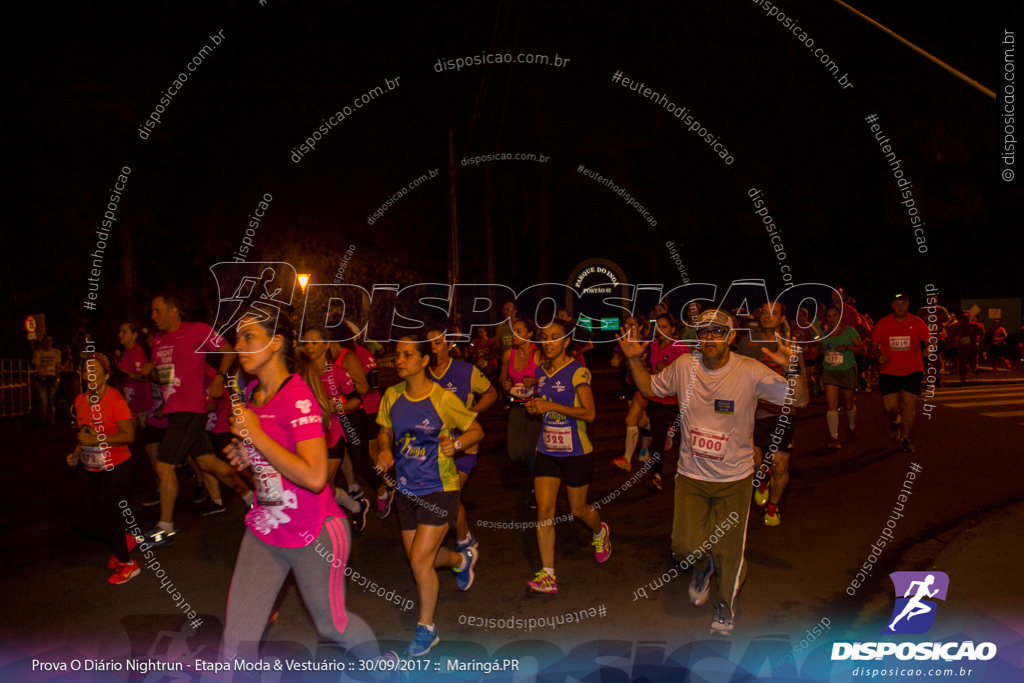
[620,309,808,635]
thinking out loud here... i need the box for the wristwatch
[454,439,463,452]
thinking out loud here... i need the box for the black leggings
[647,401,678,477]
[339,410,383,491]
[72,459,135,563]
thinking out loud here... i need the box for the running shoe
[142,527,176,547]
[454,547,477,591]
[899,438,916,453]
[612,456,631,472]
[646,474,662,493]
[889,420,901,441]
[108,560,141,585]
[710,601,734,635]
[349,485,365,501]
[456,532,478,553]
[527,569,558,594]
[405,624,439,657]
[764,504,781,527]
[142,491,161,507]
[688,557,714,607]
[593,522,612,563]
[377,488,394,519]
[753,481,769,507]
[198,499,226,516]
[193,486,209,505]
[350,498,370,534]
[636,448,651,463]
[828,437,842,449]
[525,490,537,510]
[108,534,139,568]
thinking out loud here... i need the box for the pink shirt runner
[243,374,344,547]
[151,322,226,415]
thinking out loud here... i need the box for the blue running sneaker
[406,624,439,656]
[455,532,478,553]
[454,548,477,591]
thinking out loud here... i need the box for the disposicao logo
[831,571,997,662]
[883,571,948,635]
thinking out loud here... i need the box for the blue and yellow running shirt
[377,382,479,494]
[534,360,593,457]
[428,358,492,456]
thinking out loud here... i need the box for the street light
[298,274,310,293]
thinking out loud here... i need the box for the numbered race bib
[825,351,845,367]
[959,336,971,346]
[80,445,107,469]
[156,364,175,385]
[509,383,536,402]
[254,464,286,506]
[889,336,911,351]
[542,424,573,452]
[690,427,729,461]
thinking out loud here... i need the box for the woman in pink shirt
[221,307,384,664]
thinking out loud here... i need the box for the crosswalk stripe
[944,400,1024,408]
[980,410,1024,417]
[934,386,1023,396]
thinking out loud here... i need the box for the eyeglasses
[695,326,730,339]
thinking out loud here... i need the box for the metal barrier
[0,359,32,418]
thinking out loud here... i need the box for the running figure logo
[205,262,297,352]
[883,571,949,635]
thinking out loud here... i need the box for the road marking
[945,400,1024,408]
[979,410,1024,417]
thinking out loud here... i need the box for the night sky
[4,0,1020,355]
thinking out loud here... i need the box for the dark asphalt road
[2,363,1022,681]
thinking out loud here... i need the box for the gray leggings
[222,516,379,661]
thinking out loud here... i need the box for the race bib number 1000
[690,427,729,461]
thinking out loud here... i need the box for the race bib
[690,427,729,461]
[510,383,536,401]
[542,424,573,452]
[889,336,911,351]
[254,465,285,506]
[825,351,845,367]
[959,336,971,346]
[80,445,107,469]
[156,364,175,385]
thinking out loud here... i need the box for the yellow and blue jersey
[377,382,479,494]
[535,360,593,457]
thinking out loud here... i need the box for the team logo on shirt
[398,433,427,460]
[551,380,566,393]
[414,418,437,434]
[444,382,458,393]
[296,399,313,414]
[714,399,735,414]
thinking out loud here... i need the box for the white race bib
[959,336,971,346]
[80,445,107,469]
[254,465,285,506]
[542,424,573,452]
[825,351,845,367]
[889,336,911,351]
[690,427,729,461]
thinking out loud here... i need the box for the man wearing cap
[619,308,808,636]
[870,292,931,452]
